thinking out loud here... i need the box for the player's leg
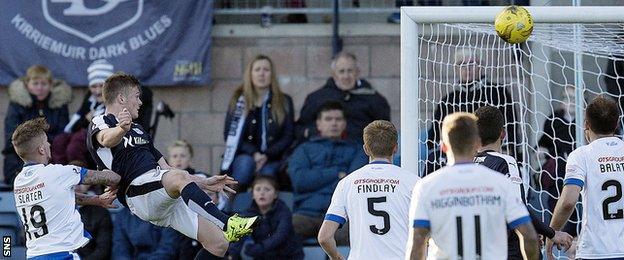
[161,169,230,228]
[196,217,229,257]
[160,169,258,241]
[165,199,229,256]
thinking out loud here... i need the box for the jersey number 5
[20,205,49,241]
[602,180,623,220]
[367,197,390,235]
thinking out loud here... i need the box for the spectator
[3,65,71,186]
[222,55,295,191]
[112,207,179,260]
[52,59,110,167]
[76,184,112,260]
[427,48,519,172]
[288,101,368,245]
[537,84,580,237]
[296,52,390,144]
[229,176,303,260]
[167,140,229,260]
[604,53,624,130]
[136,84,153,132]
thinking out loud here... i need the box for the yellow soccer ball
[494,5,534,44]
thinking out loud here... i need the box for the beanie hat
[87,59,114,86]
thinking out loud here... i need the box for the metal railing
[214,0,399,15]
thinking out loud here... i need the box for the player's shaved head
[363,120,398,158]
[442,112,480,156]
[586,96,620,135]
[474,106,504,146]
[12,118,49,160]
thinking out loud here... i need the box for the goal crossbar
[400,6,624,23]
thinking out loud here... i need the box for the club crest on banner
[42,0,143,44]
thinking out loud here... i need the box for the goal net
[401,6,624,259]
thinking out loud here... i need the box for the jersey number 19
[20,205,49,241]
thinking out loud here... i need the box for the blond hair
[12,118,49,159]
[442,112,479,156]
[167,140,194,158]
[363,120,398,158]
[229,55,287,125]
[26,65,52,83]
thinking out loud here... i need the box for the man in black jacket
[427,48,520,173]
[296,52,390,144]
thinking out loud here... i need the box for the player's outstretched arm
[318,220,344,260]
[406,227,429,260]
[546,185,581,259]
[514,222,540,260]
[82,169,121,187]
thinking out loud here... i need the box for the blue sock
[181,182,230,230]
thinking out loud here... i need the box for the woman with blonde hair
[222,55,294,191]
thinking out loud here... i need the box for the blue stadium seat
[0,212,22,245]
[278,192,294,212]
[303,246,326,260]
[10,246,27,260]
[108,199,124,223]
[229,192,252,214]
[337,246,350,259]
[0,191,16,213]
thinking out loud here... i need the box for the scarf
[221,92,271,171]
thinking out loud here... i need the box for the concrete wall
[0,24,401,179]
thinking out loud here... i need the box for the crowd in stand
[1,51,391,259]
[4,42,618,258]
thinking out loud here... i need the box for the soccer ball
[494,5,534,44]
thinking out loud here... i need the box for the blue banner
[0,0,213,86]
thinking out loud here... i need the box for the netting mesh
[415,22,624,258]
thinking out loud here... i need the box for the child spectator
[52,59,110,167]
[229,176,303,260]
[222,55,295,191]
[3,65,71,186]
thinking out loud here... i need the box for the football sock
[181,182,229,230]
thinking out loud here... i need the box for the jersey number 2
[367,197,390,235]
[602,180,623,220]
[20,205,49,240]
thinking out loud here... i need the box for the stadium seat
[303,246,326,260]
[11,246,27,260]
[229,192,252,214]
[108,199,124,223]
[0,212,22,245]
[0,191,16,212]
[278,192,294,212]
[337,246,350,258]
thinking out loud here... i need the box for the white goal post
[400,5,624,174]
[400,6,624,244]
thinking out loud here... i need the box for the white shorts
[125,168,199,240]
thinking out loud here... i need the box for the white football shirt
[409,163,530,260]
[13,163,91,258]
[325,162,420,260]
[564,137,624,259]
